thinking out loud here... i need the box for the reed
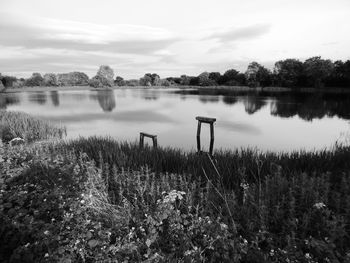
[0,110,66,143]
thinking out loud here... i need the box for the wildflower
[314,202,326,209]
[44,230,49,235]
[80,200,85,204]
[220,223,228,230]
[305,253,311,259]
[44,253,49,258]
[24,243,30,248]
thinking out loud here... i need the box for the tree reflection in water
[28,91,47,105]
[50,91,60,107]
[0,93,20,110]
[96,89,116,112]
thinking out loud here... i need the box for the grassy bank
[1,112,350,262]
[0,110,66,143]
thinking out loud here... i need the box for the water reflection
[173,88,350,121]
[241,95,267,114]
[270,93,350,121]
[3,88,350,151]
[222,96,238,105]
[28,91,47,105]
[199,95,220,103]
[92,89,116,112]
[50,91,60,106]
[0,93,20,109]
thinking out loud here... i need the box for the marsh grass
[58,136,350,259]
[0,110,66,143]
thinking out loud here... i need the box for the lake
[1,87,350,152]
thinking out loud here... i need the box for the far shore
[2,85,350,93]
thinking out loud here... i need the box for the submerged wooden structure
[139,132,158,148]
[195,116,216,155]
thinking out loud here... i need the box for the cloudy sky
[0,0,349,79]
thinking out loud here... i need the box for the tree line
[1,56,350,90]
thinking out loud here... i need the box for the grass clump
[0,110,66,143]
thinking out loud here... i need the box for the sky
[0,0,349,79]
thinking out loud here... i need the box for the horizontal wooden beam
[140,132,157,139]
[195,116,216,123]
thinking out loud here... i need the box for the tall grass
[0,110,66,143]
[62,136,350,189]
[58,136,350,258]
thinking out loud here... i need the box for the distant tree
[114,76,125,86]
[245,62,272,87]
[221,69,246,85]
[166,77,181,85]
[96,65,114,86]
[89,66,114,88]
[326,60,350,87]
[198,72,216,86]
[159,79,171,86]
[208,72,221,85]
[125,79,140,86]
[57,72,89,86]
[140,73,160,86]
[43,73,59,86]
[180,75,191,85]
[25,73,44,87]
[0,75,4,91]
[189,76,200,86]
[274,59,304,88]
[303,56,334,88]
[0,75,17,88]
[140,74,152,86]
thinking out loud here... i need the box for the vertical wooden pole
[139,133,144,148]
[209,123,214,155]
[196,121,201,152]
[153,137,158,148]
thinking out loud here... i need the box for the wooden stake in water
[195,116,216,155]
[139,132,158,148]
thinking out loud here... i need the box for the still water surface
[1,88,350,152]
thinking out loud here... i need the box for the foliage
[25,73,44,87]
[245,62,272,88]
[97,66,114,86]
[114,76,125,86]
[0,75,18,88]
[0,110,66,143]
[274,59,305,88]
[198,72,216,86]
[304,56,334,88]
[57,72,89,86]
[89,66,114,88]
[140,73,160,86]
[43,74,59,87]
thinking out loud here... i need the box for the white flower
[44,253,49,258]
[44,230,49,235]
[314,202,326,209]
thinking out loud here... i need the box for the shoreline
[2,85,350,93]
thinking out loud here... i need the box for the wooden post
[195,116,216,155]
[196,121,201,152]
[139,132,158,148]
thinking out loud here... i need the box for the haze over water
[1,88,349,152]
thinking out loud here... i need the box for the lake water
[1,87,350,152]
